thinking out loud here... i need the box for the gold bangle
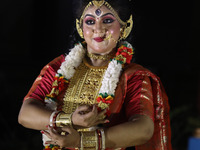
[55,112,73,128]
[81,131,98,150]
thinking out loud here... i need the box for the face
[82,6,121,55]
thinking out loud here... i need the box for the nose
[94,21,105,34]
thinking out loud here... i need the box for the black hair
[68,0,135,49]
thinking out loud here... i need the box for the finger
[76,105,91,112]
[48,126,60,140]
[48,126,58,134]
[91,105,98,114]
[94,119,110,126]
[61,126,75,134]
[83,105,98,118]
[62,126,72,134]
[45,140,58,145]
[42,130,52,139]
[98,109,107,117]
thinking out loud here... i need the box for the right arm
[18,98,52,130]
[18,98,106,130]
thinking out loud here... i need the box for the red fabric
[24,55,65,101]
[108,64,172,150]
[23,56,172,150]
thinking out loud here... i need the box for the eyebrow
[101,13,114,18]
[84,13,114,19]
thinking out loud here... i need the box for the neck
[86,57,110,67]
[86,49,116,67]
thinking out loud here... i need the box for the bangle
[81,130,98,150]
[99,129,105,150]
[55,111,73,128]
[96,129,102,150]
[80,132,83,150]
[49,111,59,127]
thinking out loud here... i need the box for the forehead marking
[95,8,102,16]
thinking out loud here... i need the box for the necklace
[45,41,134,113]
[87,51,115,61]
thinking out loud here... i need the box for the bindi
[95,8,102,16]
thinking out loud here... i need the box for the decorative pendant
[93,0,105,8]
[95,8,102,16]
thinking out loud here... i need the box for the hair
[67,0,135,50]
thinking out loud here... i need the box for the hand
[72,105,109,128]
[43,126,80,148]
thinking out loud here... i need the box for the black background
[1,0,200,150]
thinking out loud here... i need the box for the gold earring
[121,15,133,40]
[76,19,84,39]
[119,15,133,41]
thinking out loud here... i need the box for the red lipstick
[94,37,104,42]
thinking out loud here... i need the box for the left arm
[105,114,154,148]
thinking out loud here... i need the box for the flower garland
[43,41,134,150]
[44,41,134,112]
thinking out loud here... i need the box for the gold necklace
[87,51,115,61]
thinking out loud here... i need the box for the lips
[94,37,104,42]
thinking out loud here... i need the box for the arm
[105,115,154,148]
[42,74,155,148]
[18,98,52,130]
[43,114,154,148]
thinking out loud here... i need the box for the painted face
[82,6,121,55]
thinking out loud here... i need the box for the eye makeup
[84,16,96,25]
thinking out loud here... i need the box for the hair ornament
[92,0,105,8]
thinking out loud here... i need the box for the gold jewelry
[76,19,84,39]
[93,0,105,8]
[87,51,114,61]
[119,15,133,40]
[104,33,118,43]
[81,131,98,150]
[55,112,73,128]
[76,0,133,39]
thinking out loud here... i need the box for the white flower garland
[45,41,133,109]
[43,41,133,147]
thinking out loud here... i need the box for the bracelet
[79,129,105,150]
[99,129,105,150]
[49,111,59,127]
[96,129,102,150]
[55,111,73,128]
[80,132,83,150]
[80,130,98,150]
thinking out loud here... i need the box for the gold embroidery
[62,59,107,113]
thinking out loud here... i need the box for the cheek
[83,26,93,37]
[109,25,120,37]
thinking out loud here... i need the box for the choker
[87,51,115,61]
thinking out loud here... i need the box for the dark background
[1,0,200,150]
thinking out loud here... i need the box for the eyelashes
[84,18,115,25]
[85,19,95,25]
[103,18,115,24]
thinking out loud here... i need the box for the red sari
[24,55,172,150]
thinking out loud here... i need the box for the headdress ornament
[76,0,133,40]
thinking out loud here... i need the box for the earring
[122,15,133,40]
[119,15,133,41]
[76,19,84,39]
